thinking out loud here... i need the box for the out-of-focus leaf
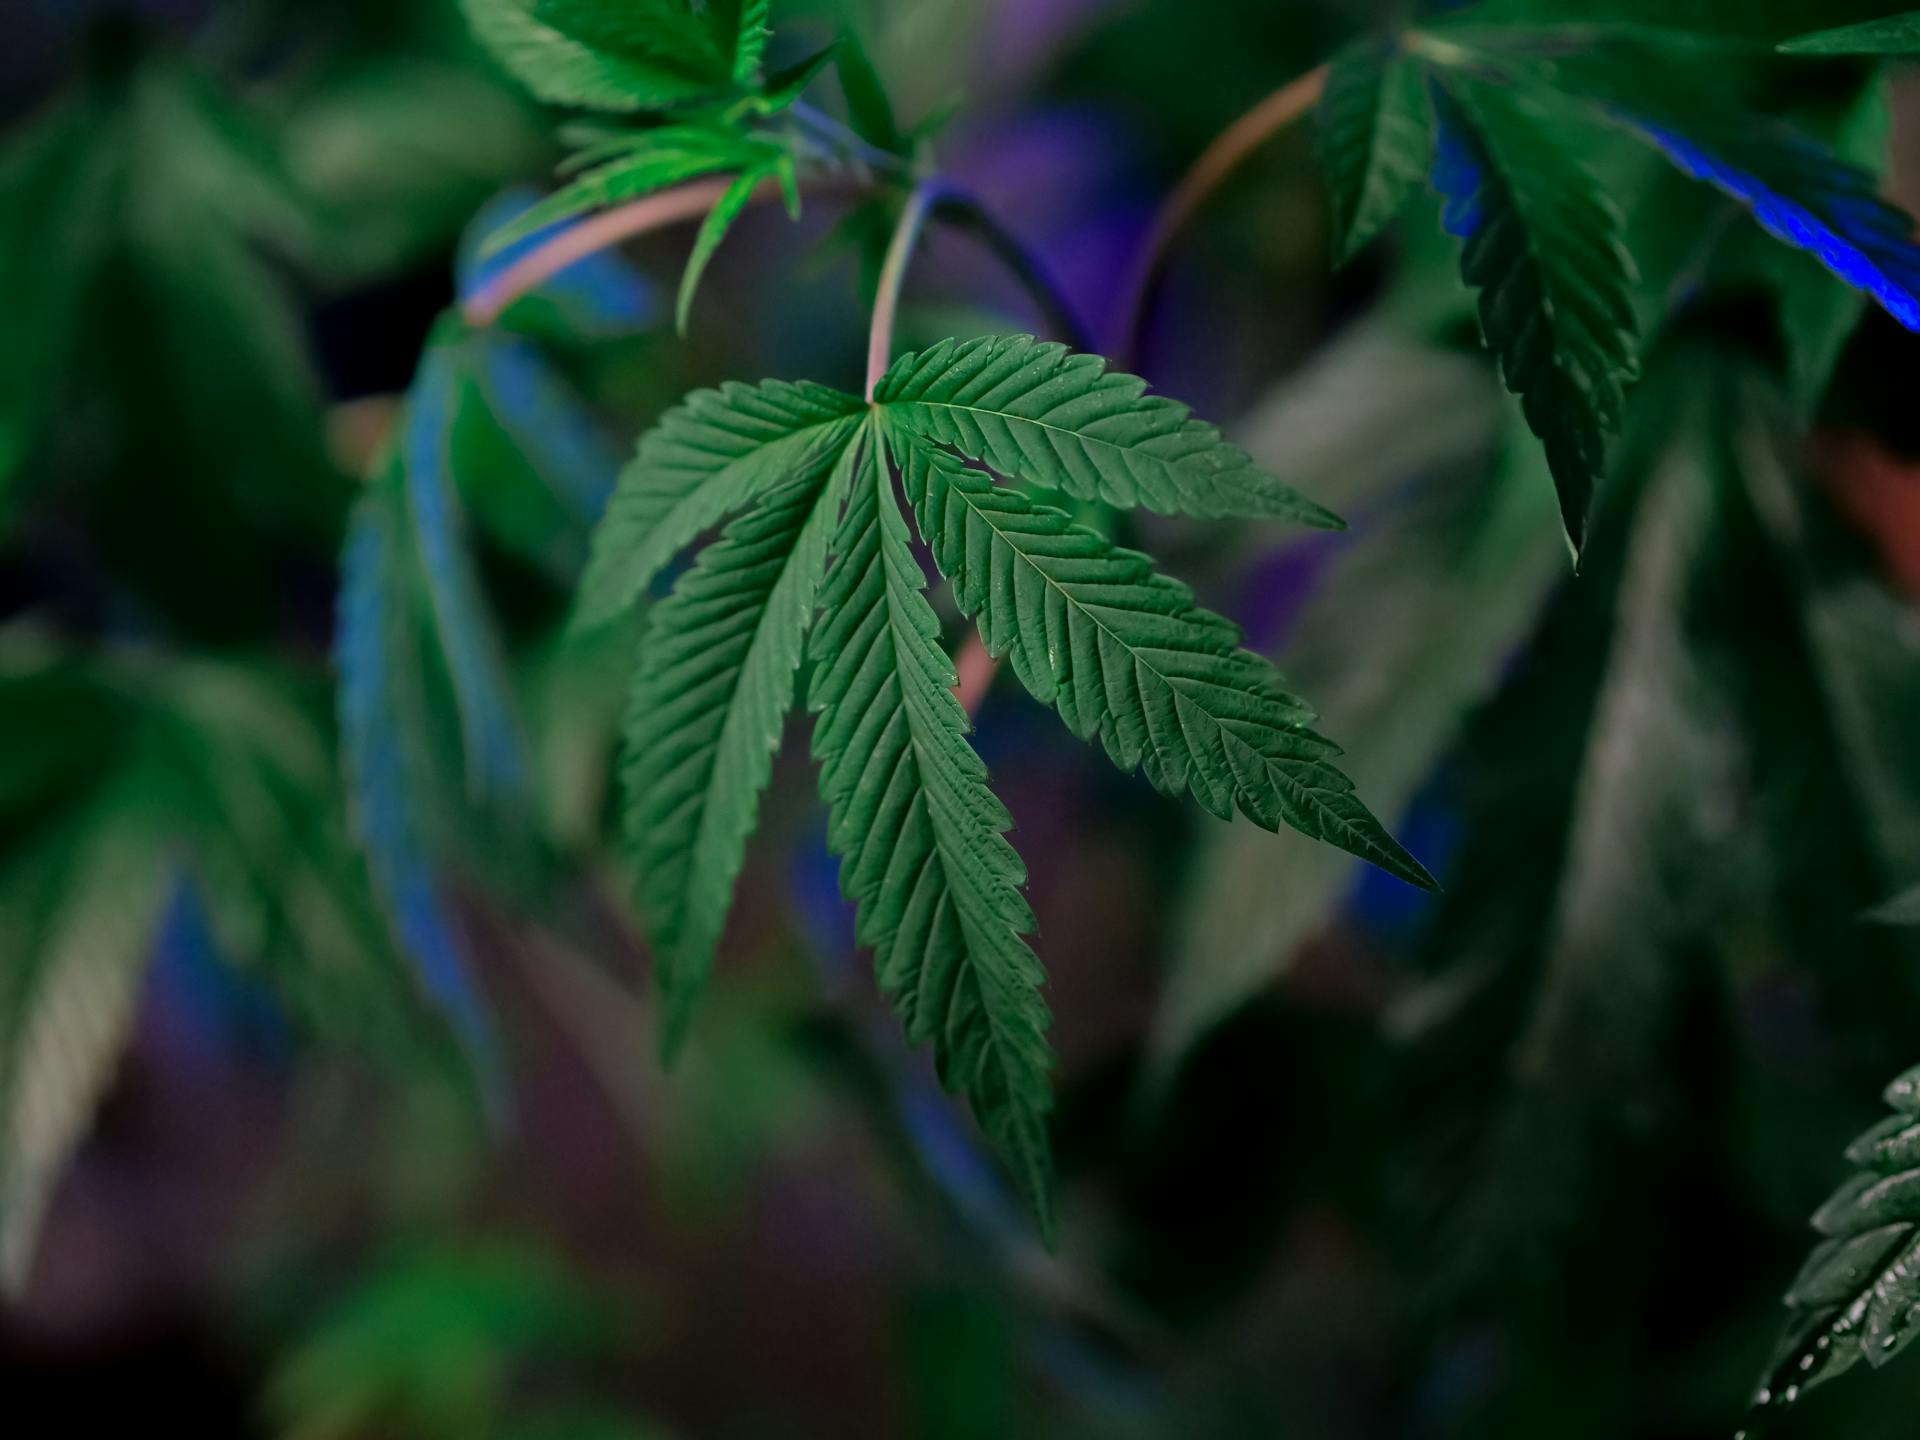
[1317,41,1434,266]
[283,60,543,282]
[462,0,730,111]
[1782,11,1920,53]
[0,798,166,1290]
[267,1243,625,1440]
[1870,886,1920,925]
[0,41,341,629]
[835,25,907,155]
[675,156,794,332]
[1464,0,1908,41]
[405,344,533,808]
[337,480,499,1072]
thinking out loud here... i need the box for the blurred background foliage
[2,0,1920,1436]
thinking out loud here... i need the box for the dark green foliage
[1783,13,1920,54]
[1317,41,1434,266]
[1750,1060,1920,1430]
[620,442,845,1058]
[808,427,1053,1235]
[1429,77,1642,557]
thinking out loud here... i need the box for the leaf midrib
[884,396,1249,487]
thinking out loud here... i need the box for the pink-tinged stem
[865,181,941,399]
[1116,63,1330,369]
[464,177,762,329]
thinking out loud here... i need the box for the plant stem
[1116,62,1330,369]
[463,177,743,327]
[866,181,940,399]
[932,191,1093,353]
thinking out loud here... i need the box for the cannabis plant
[7,1,1920,1434]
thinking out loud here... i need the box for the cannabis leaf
[621,440,851,1057]
[338,483,498,1065]
[834,26,908,156]
[1748,1059,1920,1430]
[462,0,742,112]
[888,427,1434,889]
[1602,103,1920,333]
[1317,41,1434,265]
[594,337,1428,1224]
[1430,77,1641,556]
[573,381,867,631]
[482,122,785,251]
[1782,12,1920,53]
[0,800,167,1288]
[0,636,467,1286]
[808,423,1052,1235]
[673,151,798,331]
[266,1244,654,1440]
[405,342,532,806]
[872,335,1343,524]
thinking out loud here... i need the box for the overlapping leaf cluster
[1312,13,1920,555]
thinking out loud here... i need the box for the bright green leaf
[894,430,1434,889]
[573,381,865,632]
[874,334,1345,524]
[621,432,857,1057]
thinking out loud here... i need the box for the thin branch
[933,191,1094,353]
[463,176,879,328]
[866,181,941,399]
[1116,63,1330,369]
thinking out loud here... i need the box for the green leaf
[462,0,731,111]
[574,381,866,631]
[835,27,906,155]
[1871,886,1920,925]
[717,0,774,82]
[1747,1056,1920,1428]
[0,802,166,1289]
[807,422,1053,1236]
[674,156,797,333]
[755,43,835,114]
[481,123,781,252]
[1155,411,1564,1073]
[1782,12,1920,53]
[267,1244,625,1440]
[893,429,1434,889]
[873,335,1344,524]
[404,343,531,808]
[621,431,858,1057]
[1430,78,1642,557]
[1317,41,1435,266]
